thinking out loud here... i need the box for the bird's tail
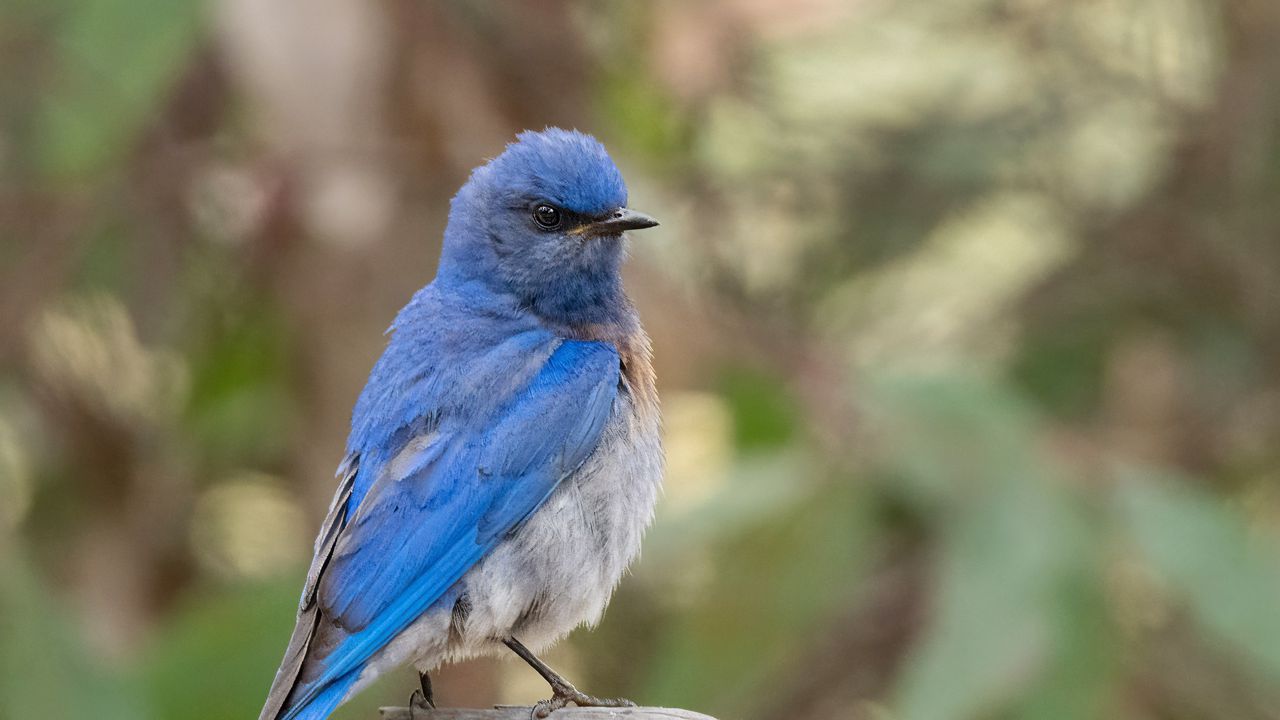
[274,671,361,720]
[261,467,359,720]
[258,603,361,720]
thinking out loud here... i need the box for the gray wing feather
[258,458,357,720]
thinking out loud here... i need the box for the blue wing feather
[279,338,619,719]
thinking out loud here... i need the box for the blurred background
[2,1,1280,718]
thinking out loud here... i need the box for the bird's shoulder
[559,314,658,424]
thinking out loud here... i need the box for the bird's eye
[533,205,561,229]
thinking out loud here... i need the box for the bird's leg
[420,671,436,708]
[503,637,636,719]
[409,670,436,717]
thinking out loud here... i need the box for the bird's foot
[409,690,434,718]
[410,689,435,708]
[408,671,436,718]
[531,678,635,719]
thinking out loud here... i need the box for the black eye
[533,205,561,229]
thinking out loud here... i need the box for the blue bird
[259,128,663,720]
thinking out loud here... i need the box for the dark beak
[584,207,659,236]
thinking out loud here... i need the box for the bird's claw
[409,689,435,718]
[531,680,636,719]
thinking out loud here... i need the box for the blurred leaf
[184,298,293,469]
[0,545,143,720]
[1121,469,1280,681]
[869,372,1115,720]
[597,69,686,163]
[593,4,689,171]
[1014,542,1118,720]
[140,578,301,720]
[863,372,1038,510]
[643,456,873,718]
[75,220,136,290]
[1011,316,1110,420]
[717,366,799,451]
[36,0,204,180]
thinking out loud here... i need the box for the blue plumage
[483,127,628,216]
[260,129,663,720]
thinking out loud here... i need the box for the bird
[259,128,664,720]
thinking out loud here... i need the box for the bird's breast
[566,319,658,424]
[439,362,663,657]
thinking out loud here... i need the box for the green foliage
[717,366,799,451]
[0,547,143,720]
[183,295,294,470]
[35,0,205,180]
[1011,317,1112,420]
[867,373,1115,720]
[140,579,299,720]
[1122,470,1280,681]
[596,67,689,168]
[642,455,874,717]
[591,5,689,168]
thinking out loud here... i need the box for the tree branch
[379,707,718,720]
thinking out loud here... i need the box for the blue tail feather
[279,668,361,720]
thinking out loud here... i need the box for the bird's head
[439,128,658,326]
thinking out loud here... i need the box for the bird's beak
[579,207,660,236]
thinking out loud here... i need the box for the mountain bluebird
[259,128,663,720]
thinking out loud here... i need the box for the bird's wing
[257,458,356,720]
[273,338,620,719]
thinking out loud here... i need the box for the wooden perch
[378,707,718,720]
